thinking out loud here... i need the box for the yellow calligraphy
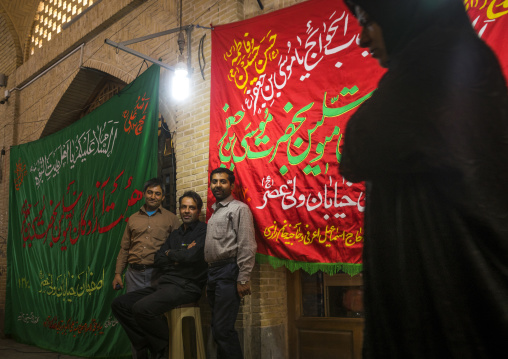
[264,220,363,247]
[224,30,279,91]
[464,0,508,19]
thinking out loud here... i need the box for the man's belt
[208,257,236,268]
[129,263,154,271]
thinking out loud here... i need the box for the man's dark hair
[209,167,235,184]
[179,190,203,211]
[143,178,164,195]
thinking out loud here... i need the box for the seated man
[111,191,207,359]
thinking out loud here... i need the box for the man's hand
[237,281,251,298]
[187,240,196,249]
[112,274,123,290]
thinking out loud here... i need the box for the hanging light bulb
[172,31,189,101]
[172,53,189,101]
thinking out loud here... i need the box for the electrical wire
[14,0,160,144]
[179,0,183,31]
[12,0,218,145]
[169,129,177,213]
[119,60,149,95]
[129,0,221,73]
[193,0,222,23]
[198,33,207,80]
[88,0,160,77]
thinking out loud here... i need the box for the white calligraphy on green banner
[6,65,160,358]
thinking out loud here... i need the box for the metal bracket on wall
[104,24,194,72]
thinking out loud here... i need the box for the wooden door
[287,270,364,359]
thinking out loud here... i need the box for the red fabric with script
[207,0,508,270]
[208,0,384,269]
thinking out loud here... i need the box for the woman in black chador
[340,0,508,357]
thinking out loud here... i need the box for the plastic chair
[165,302,206,359]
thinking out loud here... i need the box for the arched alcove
[39,66,126,138]
[0,7,23,76]
[40,65,177,212]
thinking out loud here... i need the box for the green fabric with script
[5,65,160,358]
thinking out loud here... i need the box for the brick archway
[40,66,126,138]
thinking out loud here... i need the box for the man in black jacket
[111,191,207,359]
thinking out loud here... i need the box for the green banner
[5,65,160,358]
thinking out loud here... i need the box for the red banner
[208,0,508,275]
[466,0,508,79]
[208,0,384,275]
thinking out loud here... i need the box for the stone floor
[0,337,87,359]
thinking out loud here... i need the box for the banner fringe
[255,253,362,276]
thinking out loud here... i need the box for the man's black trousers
[207,262,243,359]
[111,283,201,354]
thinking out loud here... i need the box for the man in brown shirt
[112,191,207,359]
[112,178,180,293]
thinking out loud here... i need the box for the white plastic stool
[166,303,206,359]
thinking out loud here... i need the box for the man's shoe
[134,348,149,359]
[151,345,169,359]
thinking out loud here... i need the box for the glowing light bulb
[172,61,189,101]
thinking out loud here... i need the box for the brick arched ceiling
[0,0,40,78]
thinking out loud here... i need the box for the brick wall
[0,90,15,336]
[0,0,312,357]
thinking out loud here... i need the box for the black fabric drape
[341,0,508,357]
